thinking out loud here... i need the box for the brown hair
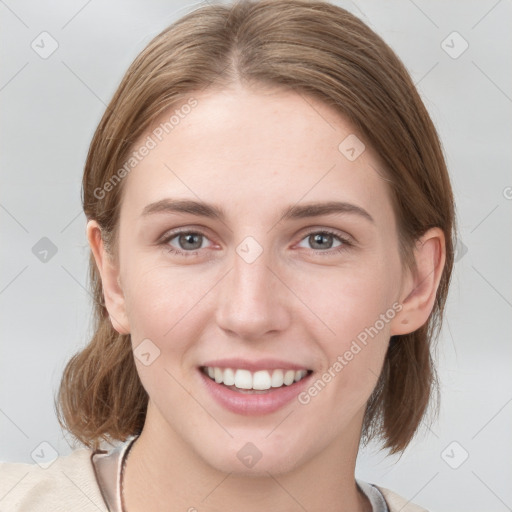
[55,0,456,454]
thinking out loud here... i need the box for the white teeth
[223,367,235,386]
[283,370,295,385]
[294,370,307,382]
[253,370,272,390]
[214,367,223,384]
[271,369,284,388]
[234,369,252,389]
[203,366,309,390]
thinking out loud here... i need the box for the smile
[201,366,312,392]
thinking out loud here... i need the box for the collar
[91,435,139,512]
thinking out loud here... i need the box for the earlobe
[390,227,446,336]
[86,220,130,335]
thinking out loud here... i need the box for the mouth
[199,365,313,394]
[197,357,315,415]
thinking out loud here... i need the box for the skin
[87,83,445,512]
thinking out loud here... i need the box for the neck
[122,402,371,512]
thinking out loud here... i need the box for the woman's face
[109,85,410,474]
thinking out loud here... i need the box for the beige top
[0,437,428,511]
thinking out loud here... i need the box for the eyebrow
[140,198,374,224]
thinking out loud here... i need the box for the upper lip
[200,358,311,372]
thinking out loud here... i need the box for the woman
[0,0,455,510]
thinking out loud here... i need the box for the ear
[390,227,446,336]
[86,219,130,335]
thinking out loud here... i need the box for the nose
[215,243,291,340]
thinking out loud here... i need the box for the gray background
[1,1,511,510]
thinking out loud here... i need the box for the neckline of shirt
[91,434,388,512]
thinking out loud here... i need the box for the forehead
[120,86,394,225]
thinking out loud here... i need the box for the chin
[214,454,299,477]
[199,438,305,477]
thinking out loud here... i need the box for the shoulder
[0,448,108,512]
[375,484,429,512]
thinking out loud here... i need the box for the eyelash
[159,228,353,258]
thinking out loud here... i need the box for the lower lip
[198,368,312,416]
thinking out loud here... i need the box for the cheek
[294,258,399,347]
[292,259,397,401]
[123,257,218,354]
[124,263,207,400]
